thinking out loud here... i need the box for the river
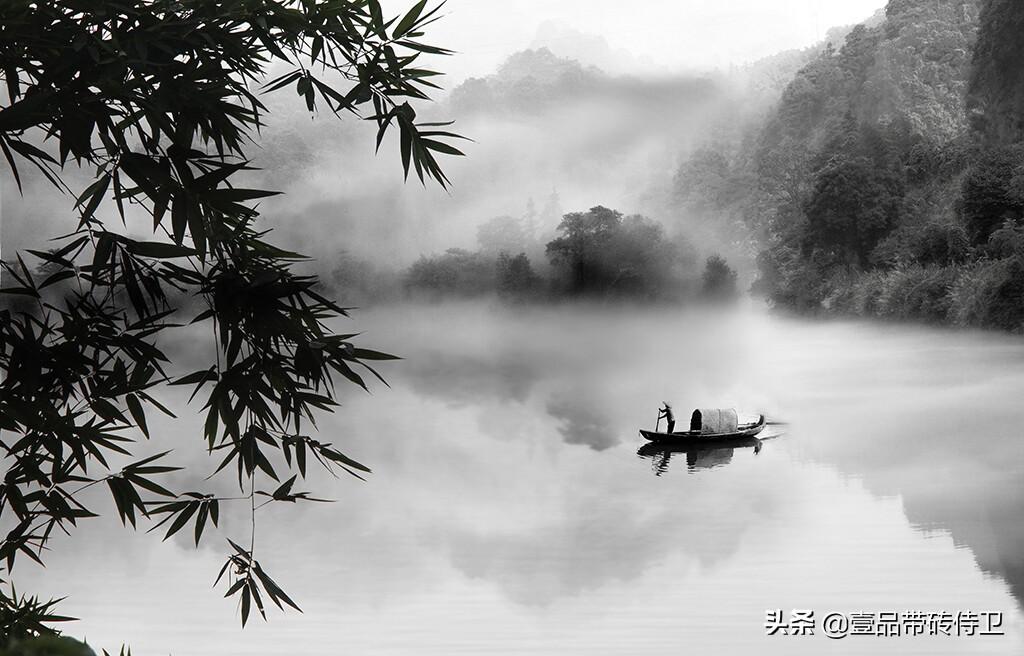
[15,300,1024,654]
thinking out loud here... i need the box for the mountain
[528,22,648,76]
[672,0,1024,333]
[758,0,980,159]
[968,0,1024,144]
[731,9,888,100]
[448,47,716,117]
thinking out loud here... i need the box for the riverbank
[761,253,1024,334]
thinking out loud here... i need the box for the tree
[959,145,1024,243]
[496,252,540,297]
[545,206,622,293]
[602,215,679,297]
[968,0,1024,145]
[802,123,905,267]
[404,248,494,297]
[0,0,463,638]
[674,147,734,213]
[803,154,902,266]
[701,255,738,299]
[545,207,687,297]
[476,215,529,254]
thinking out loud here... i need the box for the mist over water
[3,3,1022,654]
[17,300,1024,654]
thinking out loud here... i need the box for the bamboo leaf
[125,393,149,438]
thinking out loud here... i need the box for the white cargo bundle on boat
[690,408,739,434]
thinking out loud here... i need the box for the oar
[655,410,661,433]
[765,420,789,426]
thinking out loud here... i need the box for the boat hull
[639,415,766,442]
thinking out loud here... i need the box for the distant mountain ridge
[448,46,716,116]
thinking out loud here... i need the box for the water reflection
[383,303,1024,617]
[742,313,1024,611]
[546,392,618,450]
[402,349,541,406]
[637,436,770,474]
[14,302,1024,655]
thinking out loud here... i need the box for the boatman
[658,402,675,433]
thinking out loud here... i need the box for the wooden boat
[639,408,765,442]
[637,436,762,473]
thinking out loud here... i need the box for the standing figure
[658,402,676,434]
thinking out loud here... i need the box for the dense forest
[679,0,1024,331]
[333,205,736,303]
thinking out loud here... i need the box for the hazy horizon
[390,0,889,85]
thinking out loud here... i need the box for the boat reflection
[637,435,776,475]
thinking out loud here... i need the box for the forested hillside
[677,0,1024,331]
[969,0,1024,145]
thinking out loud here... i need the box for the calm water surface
[16,301,1024,654]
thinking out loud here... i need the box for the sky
[390,0,890,83]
